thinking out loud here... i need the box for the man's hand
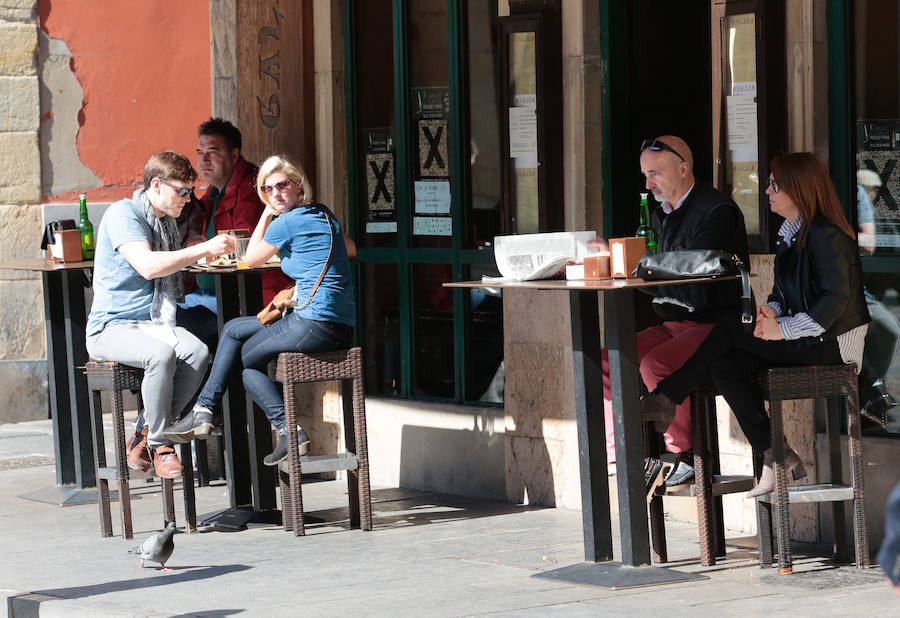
[754,313,783,341]
[201,233,237,259]
[587,237,610,252]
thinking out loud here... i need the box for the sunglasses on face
[261,179,294,195]
[767,178,780,193]
[159,178,194,198]
[640,138,686,163]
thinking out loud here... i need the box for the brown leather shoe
[152,446,183,479]
[126,428,152,473]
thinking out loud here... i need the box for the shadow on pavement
[300,486,546,533]
[34,564,251,600]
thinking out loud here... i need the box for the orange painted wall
[39,1,211,202]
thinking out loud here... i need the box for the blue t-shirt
[264,203,355,326]
[86,198,156,336]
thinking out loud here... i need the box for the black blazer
[767,217,870,341]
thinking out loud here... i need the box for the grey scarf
[132,188,184,326]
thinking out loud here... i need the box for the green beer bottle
[635,192,659,254]
[77,193,95,260]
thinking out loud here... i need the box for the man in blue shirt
[86,151,236,478]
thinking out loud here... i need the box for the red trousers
[601,320,714,463]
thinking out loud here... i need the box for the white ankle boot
[746,444,807,499]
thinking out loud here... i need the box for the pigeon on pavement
[129,521,176,570]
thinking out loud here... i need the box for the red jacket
[177,156,292,304]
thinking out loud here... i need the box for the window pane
[507,30,539,233]
[409,0,452,248]
[412,263,454,398]
[467,1,502,250]
[853,1,900,428]
[465,264,503,402]
[356,0,397,247]
[854,1,900,256]
[361,263,401,396]
[721,13,760,237]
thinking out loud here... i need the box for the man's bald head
[640,135,695,206]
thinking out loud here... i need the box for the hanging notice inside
[413,216,452,236]
[414,180,451,214]
[858,120,899,151]
[414,87,450,179]
[726,95,757,149]
[364,127,396,233]
[509,106,537,158]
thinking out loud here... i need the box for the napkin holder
[609,237,646,279]
[50,230,83,261]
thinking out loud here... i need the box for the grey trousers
[86,322,210,449]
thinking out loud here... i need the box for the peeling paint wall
[38,1,211,202]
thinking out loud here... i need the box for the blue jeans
[195,313,353,431]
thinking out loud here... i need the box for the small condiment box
[609,237,646,278]
[49,229,83,262]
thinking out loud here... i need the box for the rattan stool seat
[85,360,197,539]
[274,347,372,536]
[755,363,868,573]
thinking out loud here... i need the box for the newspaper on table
[486,231,598,281]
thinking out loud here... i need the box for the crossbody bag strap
[294,206,335,312]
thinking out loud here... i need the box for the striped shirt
[766,217,867,370]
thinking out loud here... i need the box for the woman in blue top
[163,153,355,465]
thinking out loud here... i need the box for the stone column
[0,0,49,423]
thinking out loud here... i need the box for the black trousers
[656,318,843,453]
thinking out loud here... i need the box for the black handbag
[634,249,753,325]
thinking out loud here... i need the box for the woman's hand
[754,313,784,341]
[757,304,777,321]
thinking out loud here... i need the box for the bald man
[602,136,750,494]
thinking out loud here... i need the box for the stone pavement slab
[0,418,897,617]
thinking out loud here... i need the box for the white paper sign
[513,93,536,107]
[509,106,538,158]
[731,81,757,96]
[414,180,451,214]
[365,221,397,234]
[413,216,452,236]
[726,95,758,149]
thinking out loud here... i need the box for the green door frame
[344,0,496,404]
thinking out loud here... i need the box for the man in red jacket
[179,118,292,318]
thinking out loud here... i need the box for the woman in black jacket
[642,152,870,497]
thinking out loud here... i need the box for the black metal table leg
[534,288,707,589]
[199,270,279,529]
[21,269,100,506]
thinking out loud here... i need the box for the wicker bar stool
[85,361,197,539]
[648,381,755,566]
[273,347,372,536]
[753,364,868,573]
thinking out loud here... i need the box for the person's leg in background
[639,321,715,454]
[859,291,899,430]
[601,322,713,465]
[601,324,673,466]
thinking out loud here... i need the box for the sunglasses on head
[261,179,294,195]
[641,138,686,163]
[159,178,194,198]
